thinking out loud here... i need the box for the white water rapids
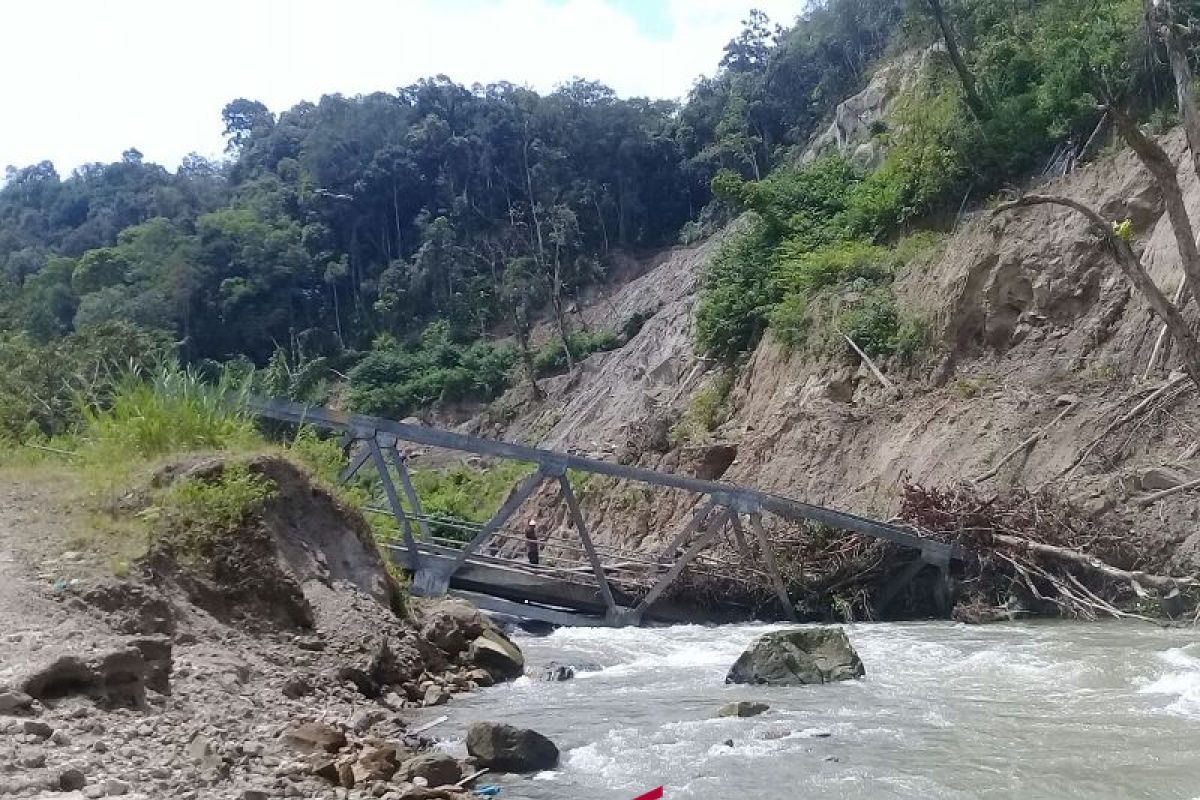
[420,621,1200,799]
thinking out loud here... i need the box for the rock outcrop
[801,48,936,168]
[726,628,864,686]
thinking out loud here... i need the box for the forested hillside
[0,0,1180,442]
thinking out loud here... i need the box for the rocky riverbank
[0,457,541,799]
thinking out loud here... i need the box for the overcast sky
[1,0,802,174]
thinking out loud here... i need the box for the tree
[545,204,581,369]
[221,99,274,154]
[923,0,987,119]
[501,256,545,400]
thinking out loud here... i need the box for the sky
[0,0,803,175]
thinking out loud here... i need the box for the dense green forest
[0,0,1184,442]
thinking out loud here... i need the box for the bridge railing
[246,396,960,625]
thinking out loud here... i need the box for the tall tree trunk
[331,278,344,348]
[392,181,404,257]
[523,127,547,268]
[512,306,544,400]
[1152,3,1200,329]
[592,194,610,255]
[995,194,1200,391]
[1108,106,1200,312]
[925,0,987,120]
[551,253,575,370]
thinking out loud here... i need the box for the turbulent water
[424,622,1200,799]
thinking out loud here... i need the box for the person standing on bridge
[525,518,540,566]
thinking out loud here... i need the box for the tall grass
[76,363,260,468]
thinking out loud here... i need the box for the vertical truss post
[636,507,732,615]
[449,467,549,572]
[557,473,617,616]
[368,436,421,572]
[745,511,797,622]
[387,446,433,542]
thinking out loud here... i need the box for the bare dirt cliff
[477,131,1199,580]
[0,457,525,799]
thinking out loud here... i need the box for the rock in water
[717,701,770,718]
[725,627,864,686]
[466,722,559,772]
[468,629,525,680]
[541,663,575,682]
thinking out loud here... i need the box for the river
[419,621,1200,799]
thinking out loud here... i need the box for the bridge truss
[248,398,960,627]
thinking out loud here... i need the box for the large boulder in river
[726,627,864,686]
[468,629,525,680]
[466,722,559,772]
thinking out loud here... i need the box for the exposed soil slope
[476,131,1199,587]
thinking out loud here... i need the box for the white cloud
[0,0,803,174]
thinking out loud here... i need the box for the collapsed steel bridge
[248,397,961,627]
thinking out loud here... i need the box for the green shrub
[695,223,776,360]
[0,321,173,443]
[891,313,934,365]
[671,372,734,443]
[533,329,618,377]
[149,462,277,554]
[844,86,966,238]
[774,241,894,296]
[891,230,947,265]
[767,292,811,348]
[838,290,901,358]
[348,321,517,418]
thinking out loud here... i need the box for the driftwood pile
[670,481,1196,624]
[898,482,1196,623]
